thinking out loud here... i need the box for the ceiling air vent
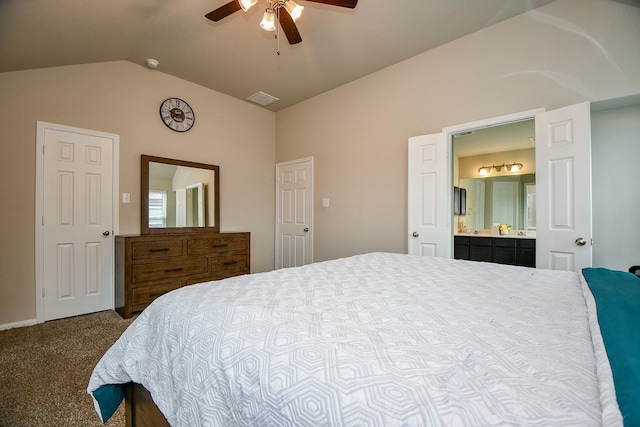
[247,91,279,106]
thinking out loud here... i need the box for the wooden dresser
[115,231,250,318]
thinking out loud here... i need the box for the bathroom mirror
[459,174,535,231]
[141,155,220,234]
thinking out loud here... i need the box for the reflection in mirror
[525,183,536,230]
[141,155,220,234]
[459,174,535,230]
[184,183,205,227]
[149,165,209,228]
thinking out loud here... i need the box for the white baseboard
[0,318,38,331]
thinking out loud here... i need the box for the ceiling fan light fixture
[260,8,276,31]
[206,0,358,44]
[285,0,304,22]
[239,0,258,12]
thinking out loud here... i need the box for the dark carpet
[0,310,134,427]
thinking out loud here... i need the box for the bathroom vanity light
[478,162,524,175]
[506,162,523,172]
[478,166,492,176]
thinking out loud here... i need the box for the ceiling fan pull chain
[276,7,281,55]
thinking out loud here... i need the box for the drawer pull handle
[212,244,229,248]
[149,291,168,298]
[223,261,238,266]
[149,248,170,253]
[164,268,184,273]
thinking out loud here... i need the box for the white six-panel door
[276,157,313,269]
[535,102,592,271]
[408,104,591,272]
[408,133,451,257]
[37,122,117,321]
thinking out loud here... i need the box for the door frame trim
[34,121,120,323]
[275,157,314,269]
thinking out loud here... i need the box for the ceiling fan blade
[278,11,302,45]
[303,0,358,8]
[205,1,242,22]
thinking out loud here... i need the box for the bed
[88,252,639,426]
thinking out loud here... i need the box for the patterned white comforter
[88,252,622,426]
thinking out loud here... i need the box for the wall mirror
[141,155,220,234]
[453,119,536,233]
[459,174,535,230]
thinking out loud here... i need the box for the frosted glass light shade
[285,0,304,21]
[239,0,258,11]
[260,9,276,31]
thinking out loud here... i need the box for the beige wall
[0,61,276,326]
[275,0,640,262]
[592,103,640,271]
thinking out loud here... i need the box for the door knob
[103,230,110,236]
[575,237,587,246]
[412,232,419,238]
[303,228,309,232]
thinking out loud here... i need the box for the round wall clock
[160,97,195,132]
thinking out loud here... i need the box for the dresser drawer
[187,235,248,255]
[132,281,182,306]
[132,258,208,283]
[116,232,250,319]
[132,240,184,260]
[209,255,248,280]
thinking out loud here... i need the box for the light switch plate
[322,198,330,207]
[122,193,130,203]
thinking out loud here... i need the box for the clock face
[160,98,195,132]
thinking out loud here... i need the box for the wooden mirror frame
[141,155,220,234]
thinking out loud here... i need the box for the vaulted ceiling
[1,0,566,111]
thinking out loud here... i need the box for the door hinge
[42,287,45,297]
[42,216,45,226]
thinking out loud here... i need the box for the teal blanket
[92,384,124,423]
[582,268,640,427]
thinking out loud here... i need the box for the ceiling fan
[205,0,358,45]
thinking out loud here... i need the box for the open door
[535,102,592,271]
[408,104,591,270]
[408,132,451,257]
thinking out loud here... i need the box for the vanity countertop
[454,232,536,239]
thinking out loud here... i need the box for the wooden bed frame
[125,383,170,427]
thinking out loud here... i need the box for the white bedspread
[89,252,622,426]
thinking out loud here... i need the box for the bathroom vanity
[453,233,536,267]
